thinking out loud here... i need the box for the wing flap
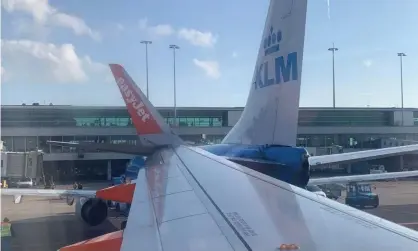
[310,144,418,166]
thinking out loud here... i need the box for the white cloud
[139,18,217,47]
[149,24,175,36]
[116,23,125,31]
[1,39,109,83]
[1,57,8,83]
[363,59,373,67]
[1,65,6,82]
[138,18,174,37]
[232,51,238,58]
[2,0,100,41]
[178,28,217,47]
[193,59,220,79]
[138,18,148,30]
[51,13,101,41]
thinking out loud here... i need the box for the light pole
[140,40,152,99]
[398,52,407,126]
[169,44,180,126]
[328,43,338,108]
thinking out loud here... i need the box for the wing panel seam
[174,149,253,251]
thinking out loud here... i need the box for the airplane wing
[61,145,418,251]
[1,188,97,204]
[46,141,161,155]
[309,144,418,166]
[1,189,96,198]
[309,170,418,186]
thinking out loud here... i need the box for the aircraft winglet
[109,63,182,146]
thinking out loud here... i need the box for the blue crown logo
[263,26,282,56]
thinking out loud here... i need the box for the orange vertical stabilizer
[96,183,136,203]
[59,230,123,251]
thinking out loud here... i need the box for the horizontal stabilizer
[96,183,136,204]
[59,230,123,251]
[309,144,418,166]
[2,188,96,198]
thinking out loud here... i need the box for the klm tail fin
[222,0,307,147]
[109,64,182,146]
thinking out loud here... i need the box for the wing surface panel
[121,148,243,251]
[174,146,418,251]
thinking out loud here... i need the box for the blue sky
[1,0,417,107]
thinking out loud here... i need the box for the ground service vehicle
[345,182,379,208]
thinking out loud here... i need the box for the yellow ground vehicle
[1,179,8,188]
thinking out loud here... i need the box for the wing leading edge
[310,144,418,166]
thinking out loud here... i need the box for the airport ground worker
[1,217,14,251]
[73,181,83,190]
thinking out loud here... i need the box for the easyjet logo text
[117,77,151,122]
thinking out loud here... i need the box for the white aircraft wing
[309,170,418,186]
[1,188,96,198]
[118,145,418,251]
[1,188,96,204]
[309,144,418,166]
[47,141,159,155]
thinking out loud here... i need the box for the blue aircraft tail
[124,156,145,180]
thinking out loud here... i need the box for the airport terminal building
[2,105,418,181]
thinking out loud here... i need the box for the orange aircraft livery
[110,64,162,135]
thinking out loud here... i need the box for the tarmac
[362,181,418,230]
[1,181,417,251]
[1,183,123,251]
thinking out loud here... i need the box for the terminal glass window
[414,112,418,126]
[75,117,132,127]
[164,117,223,127]
[13,137,26,152]
[26,136,37,151]
[298,110,391,127]
[38,136,51,153]
[296,135,336,148]
[98,136,111,144]
[110,135,137,145]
